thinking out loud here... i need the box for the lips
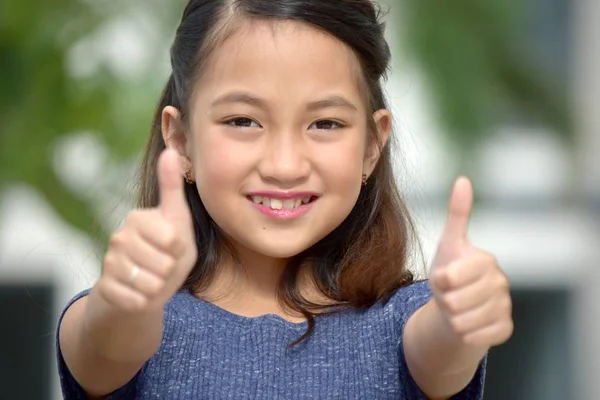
[249,195,314,210]
[246,192,319,220]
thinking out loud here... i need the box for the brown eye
[310,120,343,130]
[226,118,260,128]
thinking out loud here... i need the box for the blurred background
[0,0,598,399]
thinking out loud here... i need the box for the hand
[429,177,513,348]
[96,148,198,313]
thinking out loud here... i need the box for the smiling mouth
[246,195,318,210]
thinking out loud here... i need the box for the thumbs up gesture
[429,177,513,348]
[97,149,198,313]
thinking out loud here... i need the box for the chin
[237,234,326,260]
[248,242,311,259]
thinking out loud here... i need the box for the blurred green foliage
[0,0,571,243]
[0,0,181,240]
[399,0,571,149]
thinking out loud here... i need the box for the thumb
[157,148,190,224]
[441,176,474,244]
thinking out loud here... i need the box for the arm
[59,292,164,398]
[403,299,486,400]
[57,149,197,398]
[402,251,512,399]
[402,177,512,399]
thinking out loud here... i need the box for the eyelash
[224,117,345,130]
[310,120,344,130]
[226,117,260,128]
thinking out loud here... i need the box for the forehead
[195,18,366,107]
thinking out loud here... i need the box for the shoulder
[389,279,431,303]
[385,279,432,328]
[160,289,215,338]
[163,289,205,320]
[61,289,92,316]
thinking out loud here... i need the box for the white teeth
[270,199,283,210]
[282,199,296,209]
[250,196,314,210]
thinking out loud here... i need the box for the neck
[198,243,288,303]
[196,244,328,322]
[232,246,288,299]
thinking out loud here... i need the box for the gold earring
[362,173,368,186]
[184,170,195,184]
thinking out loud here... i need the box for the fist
[429,177,513,348]
[97,148,197,313]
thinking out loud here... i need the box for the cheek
[192,134,249,236]
[192,133,249,192]
[314,139,365,224]
[316,138,365,187]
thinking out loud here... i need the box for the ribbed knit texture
[56,280,486,399]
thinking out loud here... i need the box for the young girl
[57,1,513,399]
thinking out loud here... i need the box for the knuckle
[126,210,145,225]
[495,274,510,292]
[185,235,198,254]
[504,320,515,338]
[109,231,128,250]
[160,257,177,277]
[481,251,497,264]
[163,226,180,250]
[96,279,113,303]
[434,269,454,290]
[449,316,467,335]
[146,278,167,297]
[493,321,514,345]
[443,295,460,314]
[185,249,199,271]
[475,251,496,269]
[501,296,513,315]
[190,244,198,260]
[102,253,119,275]
[430,270,444,289]
[444,272,456,289]
[96,277,149,313]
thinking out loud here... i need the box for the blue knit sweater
[56,280,486,399]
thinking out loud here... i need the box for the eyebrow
[211,92,266,109]
[307,95,358,112]
[211,92,358,112]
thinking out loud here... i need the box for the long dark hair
[138,0,419,344]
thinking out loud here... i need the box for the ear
[162,106,192,175]
[363,109,392,177]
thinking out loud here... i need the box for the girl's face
[165,20,390,260]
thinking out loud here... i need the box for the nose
[258,131,311,187]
